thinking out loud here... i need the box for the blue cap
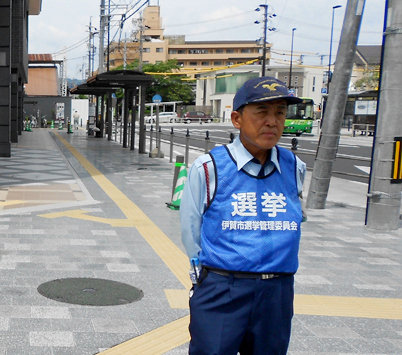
[233,76,303,111]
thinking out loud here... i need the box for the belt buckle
[261,274,275,279]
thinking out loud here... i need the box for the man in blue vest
[181,76,306,355]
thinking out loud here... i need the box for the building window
[214,61,223,66]
[178,49,185,54]
[143,48,150,53]
[312,87,315,92]
[241,49,252,53]
[177,62,184,66]
[143,61,149,64]
[168,49,177,54]
[226,49,234,53]
[190,62,197,66]
[156,48,163,53]
[313,76,316,85]
[294,81,298,85]
[284,76,288,80]
[295,76,298,80]
[202,61,209,66]
[216,49,223,54]
[226,61,234,65]
[156,61,163,63]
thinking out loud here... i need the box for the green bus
[284,97,315,136]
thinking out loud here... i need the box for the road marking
[355,165,371,174]
[45,132,402,355]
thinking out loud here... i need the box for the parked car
[182,111,213,124]
[145,112,178,124]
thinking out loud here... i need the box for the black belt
[205,267,291,280]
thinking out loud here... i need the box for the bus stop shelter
[71,70,153,153]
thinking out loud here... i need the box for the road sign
[152,94,162,103]
[321,88,327,94]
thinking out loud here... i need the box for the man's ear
[231,111,242,129]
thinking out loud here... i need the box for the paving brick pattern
[0,128,398,354]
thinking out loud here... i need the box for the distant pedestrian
[73,111,80,130]
[181,76,307,354]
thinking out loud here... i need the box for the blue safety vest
[200,145,302,273]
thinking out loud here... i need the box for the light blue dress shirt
[180,135,306,261]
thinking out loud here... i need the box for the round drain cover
[38,278,143,306]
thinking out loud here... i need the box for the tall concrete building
[0,0,42,156]
[108,5,270,73]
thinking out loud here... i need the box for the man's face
[231,100,287,159]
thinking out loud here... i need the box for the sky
[28,0,386,79]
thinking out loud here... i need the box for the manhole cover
[37,278,143,306]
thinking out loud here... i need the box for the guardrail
[352,124,375,137]
[112,122,234,167]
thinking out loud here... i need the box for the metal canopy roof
[86,70,153,89]
[70,83,117,96]
[70,70,153,96]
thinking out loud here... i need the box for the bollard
[185,129,190,168]
[166,162,187,210]
[169,127,174,163]
[157,126,162,158]
[51,120,54,129]
[291,138,298,150]
[229,132,235,143]
[149,125,154,152]
[205,130,210,153]
[170,155,185,200]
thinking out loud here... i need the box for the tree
[114,59,195,104]
[354,66,380,91]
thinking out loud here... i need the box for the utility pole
[138,14,144,72]
[88,19,92,78]
[259,4,268,77]
[288,28,296,90]
[366,0,402,230]
[306,0,366,209]
[99,0,106,74]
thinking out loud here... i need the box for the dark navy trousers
[188,271,294,355]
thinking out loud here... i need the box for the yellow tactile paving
[49,132,402,355]
[164,289,190,309]
[99,316,191,355]
[295,294,402,320]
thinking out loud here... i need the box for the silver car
[145,112,178,124]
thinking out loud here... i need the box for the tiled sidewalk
[0,128,399,354]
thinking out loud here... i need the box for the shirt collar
[231,135,282,174]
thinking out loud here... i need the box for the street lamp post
[288,28,296,90]
[327,5,342,94]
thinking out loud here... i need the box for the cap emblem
[261,83,281,91]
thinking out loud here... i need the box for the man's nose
[264,113,277,126]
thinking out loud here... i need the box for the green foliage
[112,59,194,104]
[354,66,380,91]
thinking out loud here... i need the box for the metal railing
[111,121,234,167]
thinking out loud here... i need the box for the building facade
[0,0,42,156]
[108,5,270,73]
[195,65,325,119]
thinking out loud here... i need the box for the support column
[0,0,12,157]
[366,0,402,230]
[10,68,18,142]
[138,85,146,154]
[107,92,112,140]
